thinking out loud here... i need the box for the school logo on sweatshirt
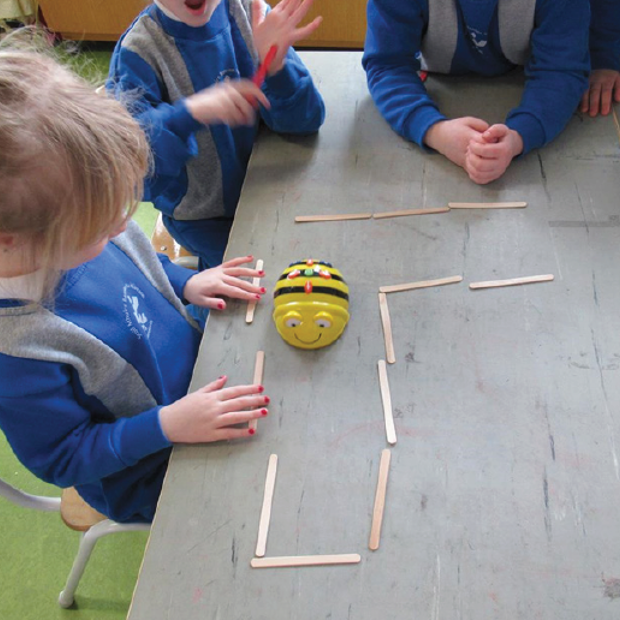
[467,27,488,54]
[122,284,152,340]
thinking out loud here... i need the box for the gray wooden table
[128,52,620,620]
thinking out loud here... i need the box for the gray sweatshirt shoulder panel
[0,222,195,418]
[121,14,225,221]
[420,0,535,73]
[0,306,157,418]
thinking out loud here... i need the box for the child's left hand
[464,124,523,185]
[183,256,266,310]
[251,0,322,75]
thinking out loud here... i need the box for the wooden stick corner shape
[250,554,361,569]
[373,207,450,219]
[255,453,278,558]
[447,201,527,209]
[249,350,265,432]
[295,213,372,223]
[378,292,396,364]
[246,258,264,323]
[369,449,392,551]
[469,274,554,290]
[377,360,397,445]
[380,275,463,295]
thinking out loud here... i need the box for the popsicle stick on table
[380,275,463,295]
[378,292,396,364]
[448,201,527,209]
[249,350,265,432]
[377,360,397,445]
[373,207,450,219]
[369,449,391,551]
[255,454,278,558]
[295,213,373,223]
[250,554,361,569]
[469,274,554,290]
[245,258,264,324]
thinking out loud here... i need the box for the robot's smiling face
[274,305,350,349]
[273,260,350,350]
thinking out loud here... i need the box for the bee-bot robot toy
[273,259,350,350]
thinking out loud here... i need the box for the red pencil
[253,45,278,88]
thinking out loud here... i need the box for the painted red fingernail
[255,294,261,300]
[260,287,266,293]
[249,428,256,435]
[264,396,270,404]
[261,408,268,416]
[257,385,264,393]
[217,302,224,310]
[258,270,265,276]
[219,375,226,380]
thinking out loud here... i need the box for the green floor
[0,45,158,619]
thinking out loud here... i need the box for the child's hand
[423,117,489,169]
[184,255,266,310]
[464,124,523,185]
[580,69,620,117]
[186,80,270,126]
[251,0,322,75]
[159,377,269,443]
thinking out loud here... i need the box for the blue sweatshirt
[108,0,325,225]
[363,0,590,155]
[590,0,620,71]
[0,222,200,523]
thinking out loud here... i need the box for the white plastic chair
[0,477,150,608]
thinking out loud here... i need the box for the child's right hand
[423,117,489,170]
[159,376,269,443]
[186,80,270,126]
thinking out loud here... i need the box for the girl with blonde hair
[0,50,269,522]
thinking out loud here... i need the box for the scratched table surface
[128,52,620,620]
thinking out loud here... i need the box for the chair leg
[58,520,150,608]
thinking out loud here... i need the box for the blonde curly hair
[0,49,150,299]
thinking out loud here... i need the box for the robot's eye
[315,318,332,329]
[286,317,301,328]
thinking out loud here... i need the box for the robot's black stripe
[274,286,349,301]
[278,272,345,283]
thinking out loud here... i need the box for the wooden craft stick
[255,454,278,558]
[377,360,397,445]
[469,274,554,290]
[380,275,463,295]
[369,449,391,551]
[373,207,450,219]
[378,293,396,364]
[613,108,620,145]
[295,213,372,223]
[249,350,265,432]
[447,201,527,209]
[251,554,361,569]
[245,258,264,324]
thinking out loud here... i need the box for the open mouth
[184,0,207,16]
[294,333,322,345]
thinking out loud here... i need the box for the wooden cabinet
[38,0,366,48]
[38,0,145,41]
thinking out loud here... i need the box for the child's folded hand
[251,0,322,75]
[159,377,269,443]
[186,80,270,126]
[464,124,523,185]
[580,69,620,118]
[183,255,266,310]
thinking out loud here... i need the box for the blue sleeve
[362,0,446,147]
[0,354,171,489]
[589,0,620,71]
[108,46,203,212]
[505,0,590,154]
[156,253,195,300]
[259,48,325,134]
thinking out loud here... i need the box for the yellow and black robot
[273,259,350,350]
